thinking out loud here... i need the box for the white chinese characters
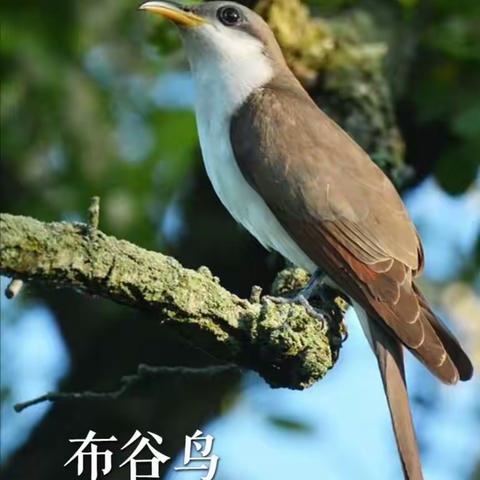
[64,431,117,480]
[64,430,218,480]
[174,429,219,480]
[120,430,171,480]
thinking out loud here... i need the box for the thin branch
[87,196,101,231]
[0,212,346,390]
[5,278,23,299]
[14,364,239,412]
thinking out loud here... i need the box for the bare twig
[14,364,239,412]
[249,285,263,303]
[5,278,24,299]
[88,196,100,230]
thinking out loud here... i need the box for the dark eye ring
[217,6,241,26]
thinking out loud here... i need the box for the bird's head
[140,1,289,101]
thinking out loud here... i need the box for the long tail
[368,318,424,480]
[411,283,473,383]
[353,283,473,479]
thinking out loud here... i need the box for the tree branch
[13,364,239,413]
[0,212,345,390]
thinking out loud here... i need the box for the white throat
[184,24,274,115]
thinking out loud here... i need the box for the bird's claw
[263,293,326,325]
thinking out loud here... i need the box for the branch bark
[0,212,343,390]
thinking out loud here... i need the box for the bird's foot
[262,268,351,342]
[265,293,326,324]
[264,268,328,325]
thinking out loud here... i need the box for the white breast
[184,25,316,273]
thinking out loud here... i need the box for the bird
[139,2,474,478]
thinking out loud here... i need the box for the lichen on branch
[0,212,344,390]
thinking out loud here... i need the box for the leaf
[266,415,315,434]
[434,144,479,195]
[452,104,480,141]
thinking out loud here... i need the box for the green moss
[0,213,339,391]
[246,299,333,389]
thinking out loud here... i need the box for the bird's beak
[139,1,206,27]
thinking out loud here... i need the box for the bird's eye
[217,6,241,26]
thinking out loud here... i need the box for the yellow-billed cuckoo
[140,2,473,478]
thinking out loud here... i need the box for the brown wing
[230,82,472,383]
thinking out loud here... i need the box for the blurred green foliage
[405,0,479,192]
[266,415,315,434]
[310,0,480,194]
[408,0,480,194]
[1,0,198,250]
